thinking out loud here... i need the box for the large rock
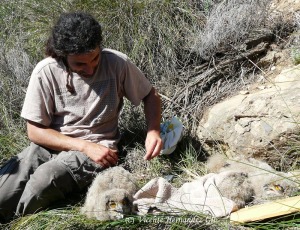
[197,65,300,170]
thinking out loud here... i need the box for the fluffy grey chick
[81,166,138,221]
[206,154,299,205]
[206,153,275,174]
[216,171,255,208]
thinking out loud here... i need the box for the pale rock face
[197,65,300,170]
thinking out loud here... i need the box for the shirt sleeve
[122,58,152,106]
[21,69,54,126]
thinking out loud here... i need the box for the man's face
[66,47,100,78]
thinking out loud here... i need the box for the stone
[197,65,300,170]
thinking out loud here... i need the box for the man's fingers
[151,141,163,158]
[144,130,163,161]
[145,145,155,160]
[99,158,110,168]
[109,149,119,162]
[144,139,162,160]
[106,153,118,165]
[144,152,151,161]
[144,142,155,160]
[101,148,118,166]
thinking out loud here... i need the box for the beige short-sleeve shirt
[21,48,152,149]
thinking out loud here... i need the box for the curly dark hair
[46,12,102,59]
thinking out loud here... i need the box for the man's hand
[26,121,118,168]
[144,130,163,160]
[82,142,118,168]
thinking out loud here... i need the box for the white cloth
[160,117,183,155]
[133,173,236,217]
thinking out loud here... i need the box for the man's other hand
[144,130,162,160]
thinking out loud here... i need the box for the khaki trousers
[0,142,102,222]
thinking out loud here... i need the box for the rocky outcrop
[197,65,300,170]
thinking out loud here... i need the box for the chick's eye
[109,201,117,208]
[274,184,283,191]
[121,199,129,205]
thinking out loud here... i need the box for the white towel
[134,173,237,217]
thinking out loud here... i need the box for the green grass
[291,48,300,65]
[2,207,233,230]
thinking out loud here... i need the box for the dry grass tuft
[193,0,272,60]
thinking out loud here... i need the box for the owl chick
[206,154,299,206]
[81,166,138,221]
[216,171,254,208]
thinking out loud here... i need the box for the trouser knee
[18,143,53,170]
[0,143,53,221]
[16,160,77,215]
[30,159,77,196]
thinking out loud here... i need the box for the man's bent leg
[16,151,102,216]
[0,143,53,222]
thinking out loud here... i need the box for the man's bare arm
[143,87,163,160]
[26,121,118,167]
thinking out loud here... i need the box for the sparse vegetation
[290,12,300,64]
[1,0,300,229]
